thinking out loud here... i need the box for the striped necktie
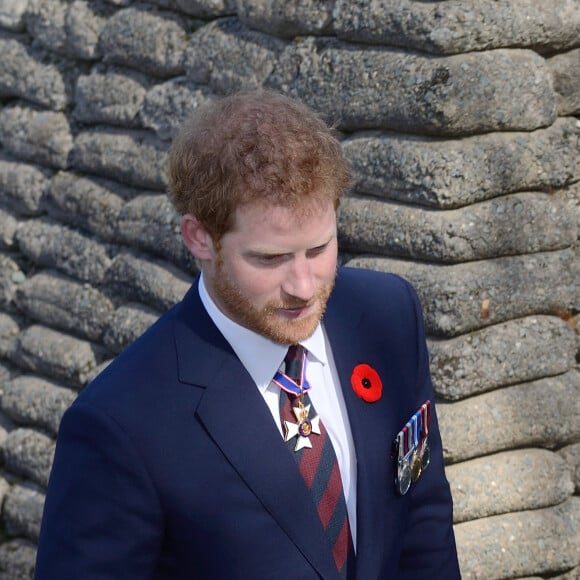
[275,344,354,578]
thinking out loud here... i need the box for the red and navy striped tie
[276,344,354,578]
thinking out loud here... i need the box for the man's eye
[257,254,286,265]
[307,244,327,257]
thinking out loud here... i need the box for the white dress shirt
[198,274,357,545]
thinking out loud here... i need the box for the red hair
[168,90,351,241]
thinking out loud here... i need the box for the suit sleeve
[35,402,164,580]
[397,281,461,580]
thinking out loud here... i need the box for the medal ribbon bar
[419,401,430,448]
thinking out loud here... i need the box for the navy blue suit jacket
[35,267,460,579]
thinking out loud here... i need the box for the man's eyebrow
[248,240,331,256]
[310,235,336,250]
[244,233,336,257]
[244,249,291,259]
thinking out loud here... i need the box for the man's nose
[282,257,315,301]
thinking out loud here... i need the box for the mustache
[267,282,335,312]
[270,299,313,310]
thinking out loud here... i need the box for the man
[35,91,460,579]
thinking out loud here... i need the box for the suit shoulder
[328,266,424,331]
[334,266,415,302]
[76,304,181,409]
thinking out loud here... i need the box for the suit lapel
[173,283,340,580]
[324,293,399,579]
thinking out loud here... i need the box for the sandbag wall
[0,1,579,578]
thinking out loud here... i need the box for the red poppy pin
[351,364,382,403]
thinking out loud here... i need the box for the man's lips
[278,304,313,318]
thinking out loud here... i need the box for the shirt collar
[198,273,329,394]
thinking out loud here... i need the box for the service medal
[283,402,321,452]
[411,452,422,482]
[397,460,412,495]
[421,443,431,469]
[393,400,432,493]
[394,428,413,495]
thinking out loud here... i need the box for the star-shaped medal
[283,403,321,452]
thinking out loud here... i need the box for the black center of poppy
[362,378,371,389]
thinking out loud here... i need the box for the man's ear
[181,214,215,261]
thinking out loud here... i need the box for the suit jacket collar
[173,273,391,579]
[324,288,393,580]
[173,279,340,579]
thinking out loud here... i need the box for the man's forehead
[218,200,337,255]
[232,198,337,226]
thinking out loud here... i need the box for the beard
[211,260,335,344]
